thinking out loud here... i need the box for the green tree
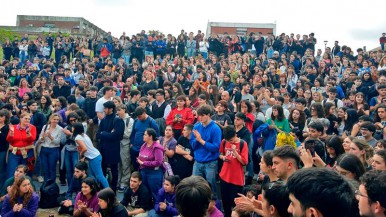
[0,28,19,43]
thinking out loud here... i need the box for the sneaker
[37,176,44,183]
[117,186,127,193]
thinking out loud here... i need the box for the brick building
[206,22,276,37]
[1,15,107,38]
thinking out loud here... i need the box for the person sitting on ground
[73,177,99,217]
[58,161,89,215]
[120,172,152,217]
[0,165,35,209]
[1,176,39,217]
[91,188,129,217]
[148,175,181,217]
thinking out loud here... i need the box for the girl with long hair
[73,177,100,217]
[72,122,109,188]
[352,92,369,116]
[149,175,181,217]
[37,113,63,182]
[267,105,290,133]
[288,108,306,132]
[38,95,52,119]
[91,188,129,217]
[1,176,39,217]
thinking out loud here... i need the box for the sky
[1,0,385,54]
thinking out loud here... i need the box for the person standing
[130,107,160,171]
[95,86,114,124]
[73,123,109,189]
[96,101,124,193]
[116,104,134,192]
[380,33,386,51]
[219,126,248,217]
[0,110,10,188]
[6,113,36,178]
[36,113,62,182]
[190,105,222,197]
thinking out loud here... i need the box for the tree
[0,28,19,43]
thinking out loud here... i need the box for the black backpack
[39,179,60,209]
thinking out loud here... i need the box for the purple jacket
[154,188,178,216]
[1,192,39,217]
[138,141,164,170]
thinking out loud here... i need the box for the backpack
[221,139,246,153]
[39,179,60,208]
[322,98,338,107]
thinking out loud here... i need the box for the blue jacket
[154,188,178,216]
[130,116,160,152]
[154,40,166,53]
[190,120,222,163]
[253,123,277,151]
[96,113,125,164]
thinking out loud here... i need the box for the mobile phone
[305,141,315,157]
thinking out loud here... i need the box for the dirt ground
[36,207,68,217]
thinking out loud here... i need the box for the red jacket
[166,107,194,130]
[6,124,37,149]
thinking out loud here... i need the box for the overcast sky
[2,0,385,53]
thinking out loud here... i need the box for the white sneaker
[37,176,44,183]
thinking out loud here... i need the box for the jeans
[64,150,79,186]
[192,160,218,197]
[200,51,208,59]
[122,54,130,64]
[141,168,163,201]
[187,49,195,58]
[88,155,109,188]
[220,179,243,217]
[0,151,7,188]
[7,149,34,178]
[246,136,254,178]
[148,209,178,217]
[40,147,60,181]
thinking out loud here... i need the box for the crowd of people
[0,29,385,217]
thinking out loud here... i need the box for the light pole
[324,40,328,50]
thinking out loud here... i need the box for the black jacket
[96,113,124,164]
[53,85,71,99]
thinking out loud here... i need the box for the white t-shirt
[75,134,100,160]
[95,97,112,114]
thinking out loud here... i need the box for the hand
[159,202,167,211]
[9,126,14,136]
[299,148,314,168]
[63,200,72,207]
[13,204,19,212]
[91,212,102,217]
[193,130,203,143]
[234,194,256,212]
[77,201,87,211]
[137,158,144,165]
[312,152,326,167]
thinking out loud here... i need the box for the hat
[235,112,246,121]
[274,51,279,54]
